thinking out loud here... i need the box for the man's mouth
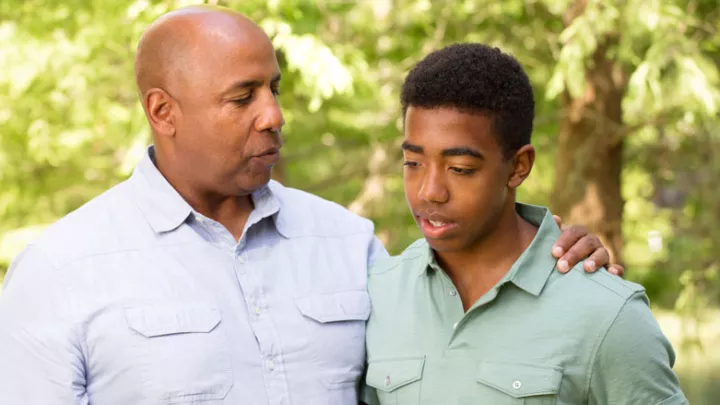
[417,214,457,239]
[428,219,448,227]
[250,147,281,165]
[257,147,279,156]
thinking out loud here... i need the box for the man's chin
[424,236,464,253]
[232,172,273,195]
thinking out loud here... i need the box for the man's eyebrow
[223,79,262,94]
[223,73,282,94]
[442,147,484,159]
[402,142,484,159]
[401,141,423,153]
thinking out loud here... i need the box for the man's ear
[507,144,535,189]
[144,88,177,138]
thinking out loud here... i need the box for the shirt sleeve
[0,245,88,404]
[588,291,688,405]
[367,235,389,267]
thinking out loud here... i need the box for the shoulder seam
[584,270,643,299]
[369,250,424,275]
[282,228,375,240]
[369,258,404,275]
[45,242,199,270]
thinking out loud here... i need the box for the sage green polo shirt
[361,203,687,405]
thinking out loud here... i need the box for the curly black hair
[400,43,534,159]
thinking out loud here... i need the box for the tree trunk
[550,40,627,265]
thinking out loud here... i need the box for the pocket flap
[476,361,562,398]
[125,303,222,338]
[366,357,425,393]
[295,290,371,323]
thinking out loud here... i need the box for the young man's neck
[436,203,538,311]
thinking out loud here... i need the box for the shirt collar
[503,203,560,296]
[419,203,560,297]
[129,146,288,237]
[248,183,289,239]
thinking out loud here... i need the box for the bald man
[0,6,621,405]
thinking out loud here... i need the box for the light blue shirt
[0,147,387,405]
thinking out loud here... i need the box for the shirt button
[267,359,276,371]
[453,322,459,330]
[254,306,261,315]
[512,380,522,390]
[384,376,391,386]
[449,289,457,296]
[237,256,245,264]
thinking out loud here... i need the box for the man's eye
[403,161,418,168]
[271,88,280,96]
[450,167,475,175]
[232,94,252,104]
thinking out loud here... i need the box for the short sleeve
[589,291,688,405]
[368,235,389,267]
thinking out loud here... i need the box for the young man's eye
[450,167,475,175]
[271,87,281,96]
[403,161,419,168]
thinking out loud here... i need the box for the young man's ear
[507,144,535,189]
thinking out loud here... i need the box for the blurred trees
[1,0,719,316]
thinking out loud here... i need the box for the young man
[361,44,687,405]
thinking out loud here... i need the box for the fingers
[552,224,622,275]
[552,224,588,261]
[555,232,603,273]
[606,264,625,278]
[581,246,610,273]
[553,215,563,229]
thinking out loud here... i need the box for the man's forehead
[215,49,280,80]
[191,35,279,81]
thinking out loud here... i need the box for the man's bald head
[134,5,284,202]
[134,5,271,98]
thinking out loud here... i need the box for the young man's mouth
[417,215,458,239]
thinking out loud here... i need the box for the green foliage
[1,0,719,401]
[1,0,719,329]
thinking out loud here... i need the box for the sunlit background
[1,0,718,402]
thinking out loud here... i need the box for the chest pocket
[365,357,425,405]
[295,290,370,370]
[473,361,562,405]
[295,290,371,323]
[125,303,233,403]
[296,290,371,404]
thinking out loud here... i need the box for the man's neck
[187,193,254,242]
[436,204,538,311]
[154,150,254,242]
